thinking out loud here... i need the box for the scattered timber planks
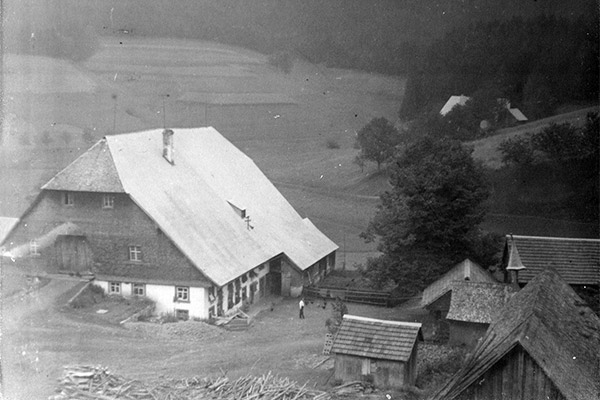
[49,365,332,400]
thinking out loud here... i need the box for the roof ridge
[508,234,600,242]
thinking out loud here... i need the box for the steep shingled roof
[421,259,497,308]
[331,315,422,362]
[504,235,600,285]
[42,139,125,193]
[430,268,600,400]
[446,281,516,324]
[39,128,338,287]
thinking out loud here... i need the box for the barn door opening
[54,235,92,274]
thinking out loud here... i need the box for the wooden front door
[54,235,92,273]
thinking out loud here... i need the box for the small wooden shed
[330,315,423,389]
[445,281,516,348]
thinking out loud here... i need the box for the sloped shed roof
[446,281,516,324]
[504,235,600,285]
[331,315,422,362]
[421,259,497,308]
[39,128,338,287]
[430,268,600,400]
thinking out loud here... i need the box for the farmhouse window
[109,282,121,294]
[128,246,142,261]
[63,192,74,206]
[29,240,40,256]
[102,194,115,209]
[175,286,189,302]
[132,283,145,296]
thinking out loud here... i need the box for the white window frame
[109,282,121,294]
[128,246,142,262]
[63,192,74,206]
[175,286,189,302]
[29,240,40,256]
[132,283,145,296]
[102,194,115,209]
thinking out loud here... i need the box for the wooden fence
[302,285,393,307]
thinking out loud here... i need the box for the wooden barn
[430,268,600,400]
[445,281,516,348]
[1,128,338,319]
[330,315,423,389]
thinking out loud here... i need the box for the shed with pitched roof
[430,268,600,400]
[330,315,423,388]
[445,281,516,348]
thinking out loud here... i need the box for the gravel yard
[3,278,463,400]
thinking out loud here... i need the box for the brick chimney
[506,235,525,287]
[162,129,174,165]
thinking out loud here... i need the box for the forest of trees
[399,15,599,120]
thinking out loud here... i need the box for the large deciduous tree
[361,136,492,290]
[355,117,402,170]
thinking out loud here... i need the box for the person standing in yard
[299,298,305,319]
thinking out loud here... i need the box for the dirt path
[2,278,427,400]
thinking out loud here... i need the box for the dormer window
[102,194,115,209]
[63,192,74,206]
[227,200,246,219]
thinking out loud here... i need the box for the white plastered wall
[94,280,208,320]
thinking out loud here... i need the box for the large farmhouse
[1,128,338,319]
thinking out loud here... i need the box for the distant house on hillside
[1,128,338,320]
[330,315,423,389]
[439,95,528,122]
[430,268,600,400]
[501,235,600,287]
[440,95,470,116]
[445,281,516,348]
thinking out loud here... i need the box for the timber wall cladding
[460,346,565,400]
[11,191,204,281]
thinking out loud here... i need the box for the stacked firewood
[331,381,375,395]
[50,365,332,400]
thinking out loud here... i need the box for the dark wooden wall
[458,345,565,400]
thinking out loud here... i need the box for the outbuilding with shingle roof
[330,315,423,388]
[445,281,516,348]
[501,235,600,286]
[430,268,600,400]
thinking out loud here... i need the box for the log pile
[331,381,375,395]
[50,365,332,400]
